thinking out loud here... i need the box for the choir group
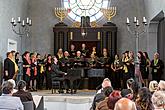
[3,43,164,93]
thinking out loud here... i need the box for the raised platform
[32,90,95,110]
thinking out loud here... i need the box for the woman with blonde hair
[149,80,158,94]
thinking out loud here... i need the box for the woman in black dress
[138,51,147,87]
[143,52,151,87]
[111,54,122,89]
[150,52,164,82]
[22,51,31,90]
[45,54,52,90]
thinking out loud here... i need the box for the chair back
[23,101,34,110]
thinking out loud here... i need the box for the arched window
[63,0,110,22]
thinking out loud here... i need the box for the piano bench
[51,81,60,94]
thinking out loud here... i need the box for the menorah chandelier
[126,16,148,64]
[54,8,70,22]
[101,7,117,22]
[11,17,32,36]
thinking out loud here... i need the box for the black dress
[4,58,15,80]
[150,59,164,82]
[37,59,45,89]
[140,58,147,79]
[23,58,31,83]
[111,60,122,89]
[69,50,76,58]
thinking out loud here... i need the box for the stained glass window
[63,0,110,22]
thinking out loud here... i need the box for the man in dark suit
[4,52,15,81]
[51,56,67,93]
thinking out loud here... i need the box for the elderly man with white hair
[97,78,112,94]
[8,79,17,93]
[151,91,165,110]
[158,80,165,91]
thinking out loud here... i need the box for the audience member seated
[126,78,135,89]
[107,90,121,110]
[0,81,23,110]
[97,78,112,94]
[95,87,113,110]
[158,80,165,91]
[114,98,137,110]
[91,92,106,110]
[121,89,133,100]
[149,80,158,94]
[151,91,165,110]
[13,80,34,102]
[0,85,2,95]
[129,81,139,101]
[135,87,154,110]
[8,79,17,93]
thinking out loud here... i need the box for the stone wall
[29,0,146,55]
[0,0,29,81]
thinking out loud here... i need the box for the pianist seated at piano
[51,56,67,93]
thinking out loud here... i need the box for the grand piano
[63,57,106,91]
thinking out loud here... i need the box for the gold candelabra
[54,8,69,22]
[101,7,117,21]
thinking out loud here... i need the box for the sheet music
[33,95,42,108]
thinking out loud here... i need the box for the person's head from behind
[102,86,113,97]
[8,79,16,89]
[108,90,121,109]
[2,81,14,95]
[151,91,165,109]
[126,78,135,89]
[149,80,158,93]
[136,87,153,110]
[17,80,26,91]
[158,80,165,91]
[130,81,139,99]
[121,89,133,100]
[114,98,137,110]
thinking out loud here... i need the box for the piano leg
[70,80,74,94]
